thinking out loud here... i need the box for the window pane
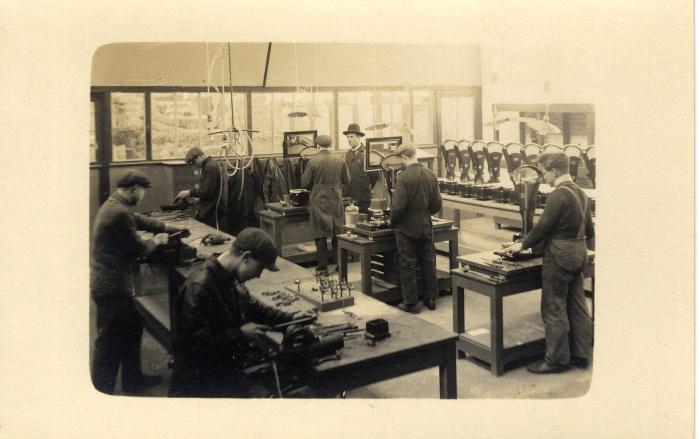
[111,93,146,161]
[412,90,434,145]
[90,101,98,162]
[337,91,375,149]
[151,92,246,160]
[543,112,564,145]
[495,110,520,144]
[440,96,474,142]
[251,93,273,154]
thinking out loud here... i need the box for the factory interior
[89,42,598,399]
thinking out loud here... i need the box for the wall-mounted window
[111,93,146,161]
[440,95,475,142]
[412,90,434,145]
[90,101,98,162]
[151,92,247,160]
[253,92,335,154]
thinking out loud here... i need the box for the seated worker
[177,147,223,229]
[301,134,351,274]
[91,170,190,394]
[389,143,442,314]
[505,152,594,374]
[169,227,315,397]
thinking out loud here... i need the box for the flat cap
[395,142,417,157]
[233,227,280,272]
[185,147,203,164]
[116,170,152,188]
[315,134,333,148]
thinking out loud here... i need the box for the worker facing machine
[301,134,351,275]
[342,123,379,213]
[91,171,190,394]
[389,143,443,314]
[504,152,594,374]
[169,227,316,397]
[177,147,223,229]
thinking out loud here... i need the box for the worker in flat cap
[91,170,190,394]
[177,147,223,229]
[169,227,315,397]
[504,152,594,374]
[301,134,351,274]
[389,143,442,314]
[342,123,379,213]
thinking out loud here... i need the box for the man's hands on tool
[153,233,170,246]
[504,242,523,254]
[292,310,317,320]
[166,225,191,237]
[240,322,270,340]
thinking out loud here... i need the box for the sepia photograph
[0,0,694,437]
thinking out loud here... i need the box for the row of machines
[437,140,596,214]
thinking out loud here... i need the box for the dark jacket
[390,163,442,240]
[262,158,288,204]
[90,192,167,299]
[343,146,378,203]
[522,181,595,251]
[190,157,222,222]
[173,257,296,373]
[227,164,262,235]
[301,150,351,238]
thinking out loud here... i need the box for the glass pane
[412,90,434,145]
[440,96,474,142]
[338,91,377,148]
[111,93,146,161]
[543,112,564,145]
[495,110,520,144]
[199,92,247,158]
[307,91,334,140]
[151,92,247,160]
[90,101,98,162]
[568,113,589,147]
[251,93,273,154]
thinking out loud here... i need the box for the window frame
[91,85,482,165]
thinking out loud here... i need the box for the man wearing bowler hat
[91,170,190,394]
[301,134,351,274]
[169,227,315,397]
[342,123,379,213]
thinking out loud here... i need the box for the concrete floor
[90,216,592,398]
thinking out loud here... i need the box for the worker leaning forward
[342,123,378,214]
[178,146,223,229]
[301,134,351,275]
[91,171,189,394]
[389,143,442,314]
[505,152,594,374]
[169,227,315,397]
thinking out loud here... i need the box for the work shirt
[343,145,378,203]
[301,149,351,238]
[174,257,296,373]
[522,176,595,250]
[190,157,222,222]
[390,163,442,239]
[91,192,167,272]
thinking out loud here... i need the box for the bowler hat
[117,170,152,188]
[343,123,365,137]
[233,227,280,272]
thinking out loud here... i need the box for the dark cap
[315,134,333,148]
[185,147,204,164]
[342,123,365,137]
[233,227,280,272]
[395,142,417,157]
[116,170,152,188]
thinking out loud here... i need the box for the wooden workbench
[336,221,459,303]
[452,250,595,376]
[132,214,458,398]
[258,202,331,265]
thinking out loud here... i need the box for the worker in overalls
[505,152,594,373]
[389,143,442,313]
[301,134,351,274]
